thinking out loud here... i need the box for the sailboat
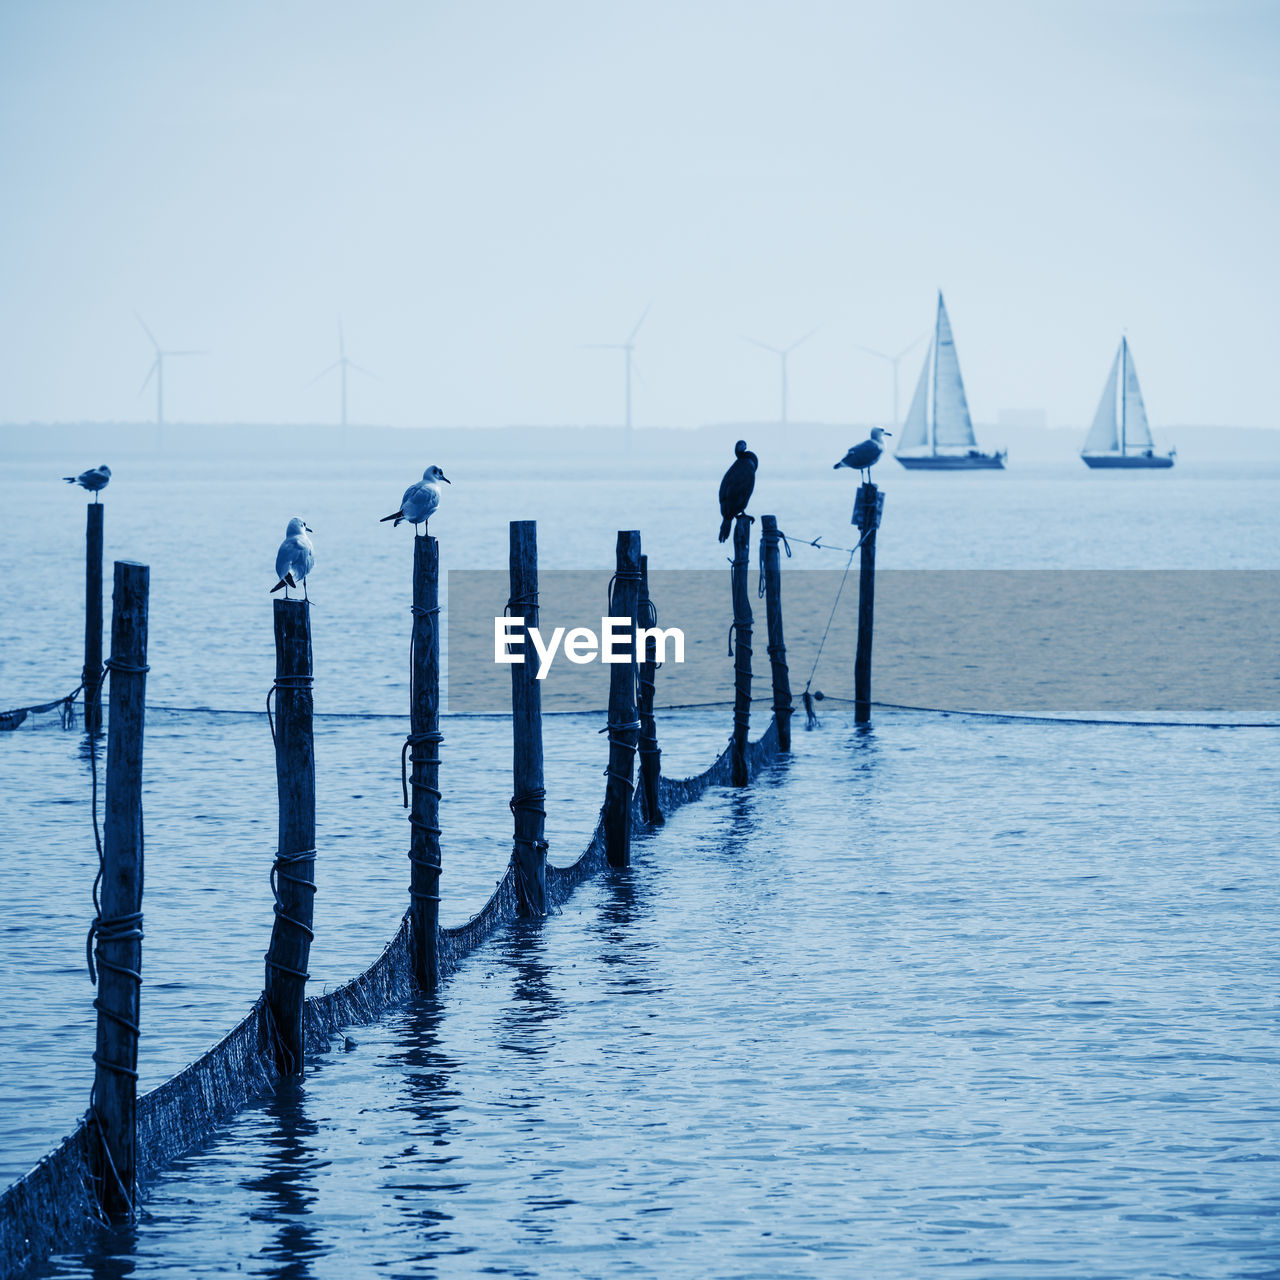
[1081,338,1175,468]
[895,292,1007,470]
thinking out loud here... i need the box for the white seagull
[271,517,315,600]
[834,427,892,481]
[380,465,450,532]
[64,464,112,500]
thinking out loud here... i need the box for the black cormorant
[718,440,758,542]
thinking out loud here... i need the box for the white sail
[1120,338,1153,451]
[932,293,976,449]
[896,341,932,451]
[1083,347,1120,453]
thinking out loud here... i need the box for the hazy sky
[1,0,1276,429]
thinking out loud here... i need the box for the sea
[1,425,1278,1277]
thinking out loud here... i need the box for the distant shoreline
[3,420,1279,468]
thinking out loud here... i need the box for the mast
[930,292,941,455]
[1120,337,1127,455]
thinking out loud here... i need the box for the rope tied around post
[600,718,643,789]
[87,1105,135,1223]
[405,599,443,860]
[403,729,444,904]
[400,730,444,808]
[85,656,151,991]
[85,568,151,1226]
[607,568,643,615]
[758,526,793,596]
[505,590,539,617]
[407,602,440,707]
[266,672,313,746]
[509,786,547,831]
[265,848,317,981]
[509,787,550,907]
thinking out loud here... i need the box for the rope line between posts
[796,528,873,727]
[817,697,1280,729]
[41,696,1270,729]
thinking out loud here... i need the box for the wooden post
[84,504,104,734]
[760,515,793,752]
[603,530,641,867]
[264,598,315,1076]
[636,554,663,826]
[91,560,148,1220]
[854,482,883,725]
[508,520,547,915]
[407,535,442,988]
[730,514,753,786]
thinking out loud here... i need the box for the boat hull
[896,452,1006,470]
[1081,453,1174,469]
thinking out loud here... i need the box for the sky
[0,0,1277,430]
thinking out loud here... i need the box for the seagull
[63,465,111,500]
[381,465,450,532]
[718,440,758,542]
[834,427,892,481]
[270,517,315,601]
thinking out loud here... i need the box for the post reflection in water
[240,1083,322,1280]
[385,995,464,1254]
[494,923,574,1245]
[591,864,665,998]
[82,1223,138,1280]
[496,921,561,1057]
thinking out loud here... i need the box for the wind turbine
[741,329,818,427]
[852,333,927,428]
[309,319,377,427]
[136,313,206,425]
[585,303,651,434]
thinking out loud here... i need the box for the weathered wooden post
[406,535,442,988]
[853,482,884,725]
[760,515,793,752]
[264,598,315,1076]
[603,530,642,867]
[90,560,148,1220]
[730,515,753,786]
[84,503,104,734]
[508,520,546,915]
[636,554,663,826]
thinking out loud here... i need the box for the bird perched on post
[718,440,758,542]
[271,517,315,601]
[63,465,111,500]
[834,427,891,481]
[381,465,450,532]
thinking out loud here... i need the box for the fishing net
[0,716,783,1276]
[0,689,83,733]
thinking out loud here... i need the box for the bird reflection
[241,1083,322,1280]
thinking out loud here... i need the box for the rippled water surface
[31,713,1280,1278]
[3,448,1279,1276]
